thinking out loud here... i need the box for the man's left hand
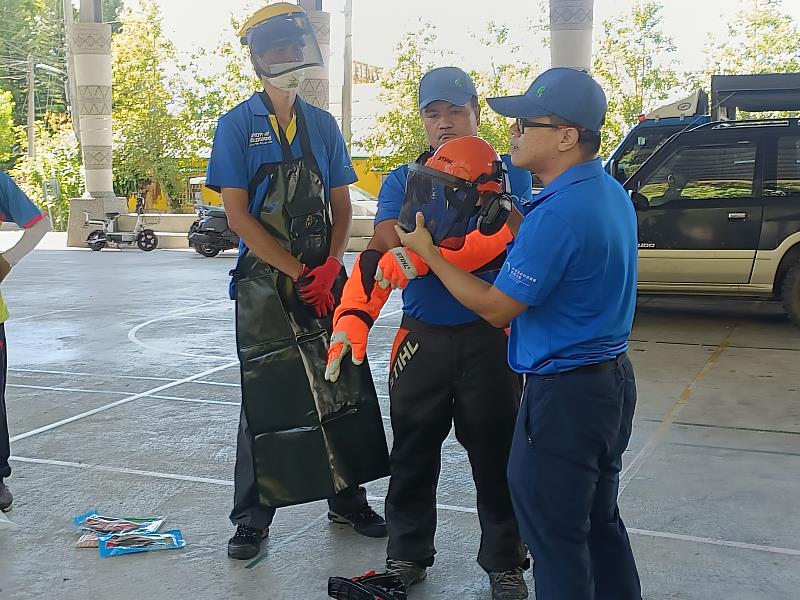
[394,212,436,260]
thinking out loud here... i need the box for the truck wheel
[782,259,800,328]
[137,229,158,251]
[87,230,106,251]
[197,244,220,257]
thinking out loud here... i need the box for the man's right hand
[325,315,369,382]
[0,255,12,284]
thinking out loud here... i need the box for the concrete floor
[0,245,798,600]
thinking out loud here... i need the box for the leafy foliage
[593,2,679,157]
[111,0,186,205]
[9,115,82,231]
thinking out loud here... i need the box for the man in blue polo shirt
[0,171,51,513]
[397,68,642,599]
[327,68,533,599]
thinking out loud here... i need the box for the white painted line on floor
[127,300,236,361]
[11,455,799,559]
[9,384,240,408]
[194,380,240,388]
[619,328,736,496]
[9,456,233,487]
[9,361,239,443]
[9,367,177,382]
[10,309,77,321]
[147,394,239,407]
[626,528,800,557]
[376,308,403,322]
[8,383,130,396]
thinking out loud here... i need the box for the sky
[113,0,800,118]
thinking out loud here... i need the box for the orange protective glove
[325,249,391,382]
[375,225,514,290]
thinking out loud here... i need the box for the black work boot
[227,524,268,560]
[0,479,12,513]
[385,558,428,590]
[489,567,529,600]
[328,504,387,538]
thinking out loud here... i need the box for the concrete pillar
[549,0,595,71]
[298,6,331,110]
[65,22,126,247]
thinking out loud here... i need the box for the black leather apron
[233,94,388,507]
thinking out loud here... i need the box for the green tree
[0,0,68,129]
[178,19,257,159]
[9,116,82,230]
[470,22,540,155]
[706,0,800,76]
[0,91,18,165]
[593,1,679,157]
[111,0,186,205]
[358,23,441,173]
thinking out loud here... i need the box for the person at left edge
[205,2,387,561]
[0,171,52,513]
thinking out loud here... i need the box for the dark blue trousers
[507,354,642,600]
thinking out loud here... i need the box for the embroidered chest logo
[389,340,420,388]
[249,131,274,146]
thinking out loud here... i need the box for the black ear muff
[477,193,512,236]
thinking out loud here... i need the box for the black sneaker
[328,505,387,538]
[489,567,528,600]
[227,524,268,560]
[0,479,12,513]
[385,558,427,590]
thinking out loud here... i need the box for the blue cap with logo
[418,67,478,110]
[487,68,607,132]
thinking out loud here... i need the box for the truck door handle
[728,212,747,221]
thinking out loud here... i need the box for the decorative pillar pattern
[69,23,115,198]
[549,0,594,71]
[299,10,331,110]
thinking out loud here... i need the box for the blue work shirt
[0,172,44,228]
[493,158,638,375]
[205,93,357,298]
[0,171,44,323]
[375,154,532,326]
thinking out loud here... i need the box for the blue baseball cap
[487,68,608,132]
[418,67,478,110]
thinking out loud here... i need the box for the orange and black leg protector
[325,249,392,382]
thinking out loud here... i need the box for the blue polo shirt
[0,172,45,323]
[375,154,532,326]
[205,93,357,297]
[493,159,637,375]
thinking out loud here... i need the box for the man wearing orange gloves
[326,68,532,599]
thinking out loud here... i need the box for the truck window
[615,125,685,182]
[639,143,757,206]
[766,136,800,197]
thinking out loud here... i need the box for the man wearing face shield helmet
[206,2,389,562]
[325,68,532,599]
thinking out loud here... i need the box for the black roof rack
[711,73,800,119]
[690,118,800,131]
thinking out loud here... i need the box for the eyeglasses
[515,118,587,134]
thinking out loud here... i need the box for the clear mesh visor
[399,164,480,251]
[247,13,324,77]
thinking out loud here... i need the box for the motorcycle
[84,196,159,252]
[187,204,239,257]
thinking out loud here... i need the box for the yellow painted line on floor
[619,327,737,495]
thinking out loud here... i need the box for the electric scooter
[84,196,159,252]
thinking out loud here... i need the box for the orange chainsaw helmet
[398,136,513,249]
